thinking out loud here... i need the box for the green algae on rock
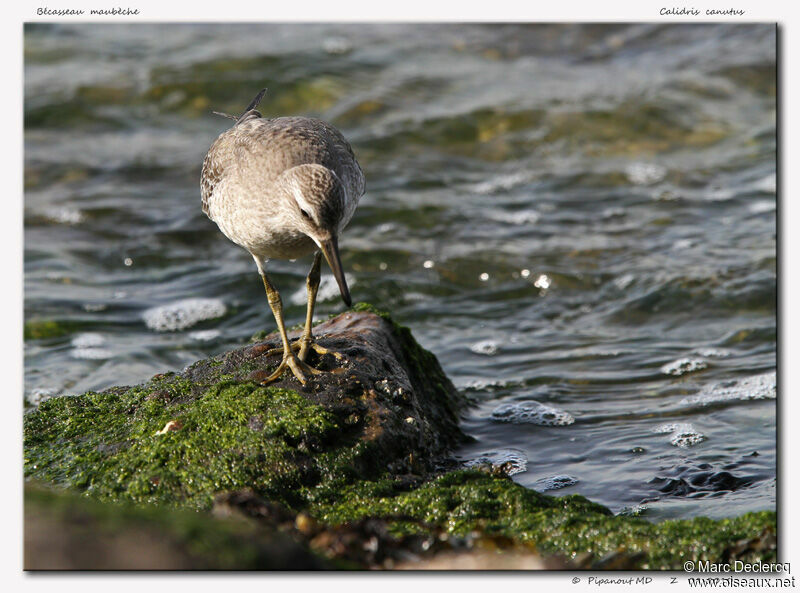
[23,305,777,570]
[24,307,469,511]
[306,469,776,570]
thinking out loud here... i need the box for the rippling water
[24,23,776,520]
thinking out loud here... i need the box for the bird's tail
[211,88,268,125]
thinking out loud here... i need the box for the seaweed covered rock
[24,306,468,510]
[23,305,777,570]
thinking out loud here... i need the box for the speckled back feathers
[201,116,365,224]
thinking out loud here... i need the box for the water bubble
[423,260,434,269]
[379,262,388,271]
[692,348,731,358]
[469,340,499,356]
[534,475,578,491]
[491,401,574,426]
[459,378,507,390]
[82,303,107,312]
[653,423,707,448]
[70,347,114,360]
[661,357,708,376]
[626,162,667,185]
[44,206,83,225]
[143,298,227,332]
[27,387,57,406]
[71,332,105,348]
[520,269,531,279]
[69,332,113,359]
[462,448,528,476]
[123,257,133,267]
[679,372,776,407]
[479,272,489,282]
[189,329,221,342]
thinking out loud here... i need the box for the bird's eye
[300,209,312,220]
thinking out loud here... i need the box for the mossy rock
[23,305,777,569]
[24,306,468,511]
[306,469,776,570]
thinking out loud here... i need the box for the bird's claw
[260,352,322,386]
[260,337,345,363]
[297,339,345,363]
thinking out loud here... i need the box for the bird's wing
[313,118,366,200]
[200,137,227,219]
[244,117,366,200]
[201,117,366,220]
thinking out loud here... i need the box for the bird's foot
[259,337,345,363]
[261,351,322,386]
[297,338,345,363]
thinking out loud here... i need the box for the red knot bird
[201,88,365,384]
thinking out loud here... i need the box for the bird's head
[283,164,351,306]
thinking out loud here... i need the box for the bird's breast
[210,195,316,260]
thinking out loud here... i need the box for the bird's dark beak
[320,236,351,307]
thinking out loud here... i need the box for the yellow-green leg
[257,252,344,364]
[254,256,320,385]
[297,252,344,362]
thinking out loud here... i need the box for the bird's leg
[297,251,344,362]
[256,253,345,362]
[254,257,320,385]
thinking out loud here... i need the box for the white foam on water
[491,401,575,426]
[679,372,776,407]
[749,200,775,214]
[692,348,732,358]
[27,387,58,406]
[143,298,227,332]
[706,187,736,201]
[653,423,707,448]
[471,171,530,194]
[69,332,113,360]
[661,357,708,376]
[44,206,84,225]
[462,448,528,476]
[614,273,635,290]
[625,162,666,185]
[535,475,578,491]
[458,378,507,390]
[752,174,776,194]
[485,209,541,225]
[70,346,113,360]
[469,340,500,356]
[189,329,221,342]
[71,332,106,348]
[82,303,108,312]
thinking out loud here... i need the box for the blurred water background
[24,23,776,521]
